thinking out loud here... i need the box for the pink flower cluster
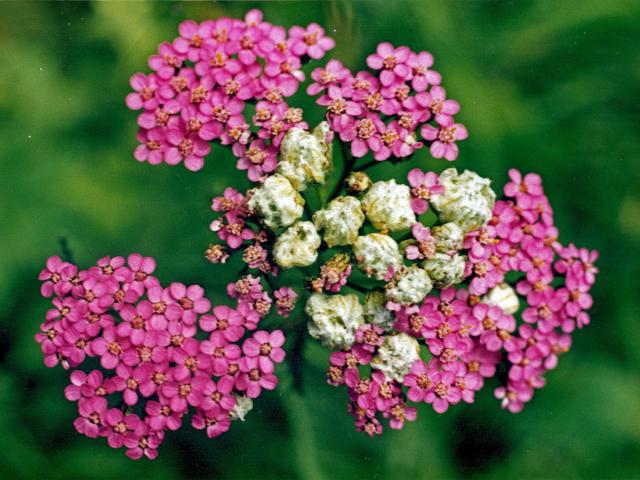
[326,170,598,435]
[126,10,334,178]
[36,254,285,459]
[308,44,467,161]
[463,169,598,411]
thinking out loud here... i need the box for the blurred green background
[1,1,639,478]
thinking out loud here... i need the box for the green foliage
[0,1,638,478]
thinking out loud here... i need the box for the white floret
[273,221,321,268]
[313,196,365,247]
[353,233,403,280]
[430,168,496,233]
[305,293,364,350]
[247,174,304,230]
[385,265,433,306]
[276,122,332,191]
[361,179,416,232]
[371,333,420,382]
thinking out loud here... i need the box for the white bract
[361,179,416,232]
[305,293,364,350]
[385,265,433,305]
[483,283,520,314]
[422,252,466,288]
[364,290,396,330]
[430,168,496,233]
[229,395,253,421]
[247,174,304,230]
[353,233,403,280]
[371,333,420,382]
[313,196,365,247]
[276,122,332,191]
[273,221,321,268]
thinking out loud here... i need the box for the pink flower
[91,326,131,369]
[289,23,335,59]
[242,330,286,373]
[173,20,212,62]
[341,115,383,158]
[307,60,350,95]
[199,377,236,412]
[145,399,183,431]
[403,359,435,402]
[212,187,246,213]
[39,256,77,297]
[405,223,436,260]
[366,42,412,86]
[148,42,184,79]
[420,123,468,161]
[74,397,108,438]
[125,422,164,460]
[126,73,160,111]
[102,409,140,448]
[201,333,241,376]
[214,212,255,249]
[424,370,461,413]
[407,51,441,91]
[407,169,444,214]
[192,406,231,438]
[236,356,278,398]
[200,305,245,342]
[273,287,297,317]
[165,127,211,171]
[127,254,157,288]
[160,372,204,412]
[168,282,211,325]
[233,139,278,182]
[113,364,151,405]
[416,86,460,126]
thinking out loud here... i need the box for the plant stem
[328,141,356,202]
[354,159,378,172]
[58,237,75,263]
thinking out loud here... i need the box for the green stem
[346,281,368,293]
[354,159,378,172]
[58,237,75,264]
[328,142,356,202]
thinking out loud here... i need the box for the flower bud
[361,179,416,232]
[431,222,464,253]
[421,252,466,288]
[364,290,396,330]
[276,122,332,191]
[385,265,433,306]
[353,233,403,280]
[371,333,420,382]
[346,171,372,195]
[305,293,364,350]
[313,196,365,247]
[229,395,253,421]
[247,174,304,230]
[273,221,321,268]
[482,283,520,314]
[430,168,496,233]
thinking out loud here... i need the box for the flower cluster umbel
[36,254,285,459]
[33,7,599,457]
[126,9,334,179]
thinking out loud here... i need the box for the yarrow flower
[37,9,599,455]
